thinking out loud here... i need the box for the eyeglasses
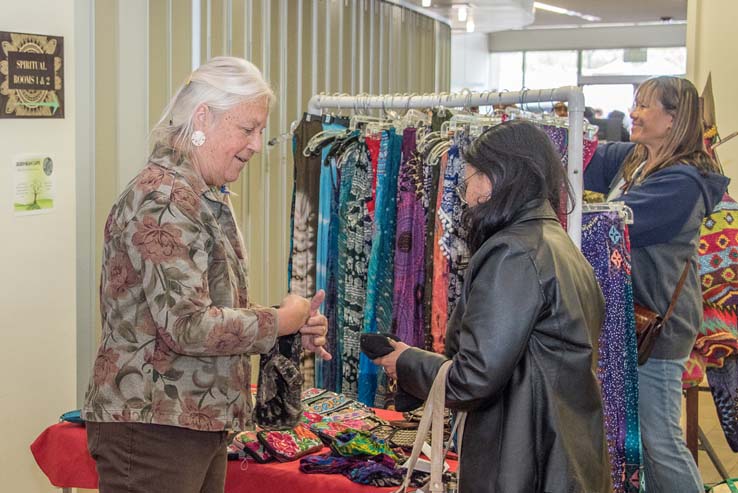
[455,171,480,206]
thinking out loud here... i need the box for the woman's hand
[299,290,332,361]
[373,339,410,379]
[276,294,311,336]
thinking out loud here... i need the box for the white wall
[451,32,491,92]
[687,0,738,197]
[116,0,149,190]
[0,1,78,492]
[488,23,687,52]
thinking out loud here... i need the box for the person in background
[584,106,596,122]
[554,101,568,117]
[607,110,630,142]
[83,56,330,493]
[375,120,611,492]
[585,76,728,492]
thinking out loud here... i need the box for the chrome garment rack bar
[307,87,586,247]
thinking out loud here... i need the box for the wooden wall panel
[97,0,451,307]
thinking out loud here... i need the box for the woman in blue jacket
[585,76,729,491]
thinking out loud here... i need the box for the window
[489,52,523,91]
[523,50,578,89]
[581,47,686,77]
[582,84,636,130]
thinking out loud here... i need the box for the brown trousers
[87,422,228,493]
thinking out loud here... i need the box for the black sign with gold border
[0,31,64,118]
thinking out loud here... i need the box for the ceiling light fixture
[533,1,601,22]
[458,5,468,22]
[421,0,431,7]
[466,17,475,32]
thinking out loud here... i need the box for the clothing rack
[583,202,634,224]
[307,87,587,247]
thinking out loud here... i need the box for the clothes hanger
[302,129,352,157]
[427,139,451,166]
[417,131,444,154]
[267,119,299,147]
[582,202,634,224]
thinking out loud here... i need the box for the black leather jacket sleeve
[396,240,545,412]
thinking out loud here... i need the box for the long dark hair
[462,120,571,252]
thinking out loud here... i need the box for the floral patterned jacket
[83,145,279,432]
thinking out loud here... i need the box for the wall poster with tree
[14,155,55,215]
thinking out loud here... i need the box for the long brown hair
[623,76,718,182]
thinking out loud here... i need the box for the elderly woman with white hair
[82,57,329,493]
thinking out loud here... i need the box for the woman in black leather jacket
[375,120,611,492]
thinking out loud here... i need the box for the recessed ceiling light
[466,17,475,32]
[422,0,431,7]
[533,1,601,22]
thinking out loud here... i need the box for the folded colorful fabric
[330,429,400,461]
[310,419,375,444]
[347,454,403,486]
[300,452,356,474]
[299,452,429,487]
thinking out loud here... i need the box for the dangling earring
[191,130,206,147]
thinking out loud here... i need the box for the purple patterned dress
[391,128,426,348]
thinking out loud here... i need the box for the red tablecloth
[31,409,454,493]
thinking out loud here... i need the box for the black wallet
[360,333,401,360]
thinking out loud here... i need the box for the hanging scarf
[391,127,427,348]
[337,141,374,399]
[581,211,641,493]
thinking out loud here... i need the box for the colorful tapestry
[698,194,738,365]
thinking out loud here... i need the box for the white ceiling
[415,0,687,33]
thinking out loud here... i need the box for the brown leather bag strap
[662,260,691,324]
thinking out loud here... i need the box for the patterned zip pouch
[323,407,374,422]
[300,411,325,425]
[301,388,331,404]
[233,430,274,463]
[257,424,324,462]
[306,394,352,415]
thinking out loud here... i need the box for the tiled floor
[689,389,738,491]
